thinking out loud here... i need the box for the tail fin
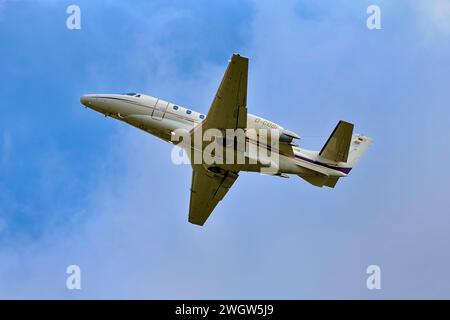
[346,134,373,167]
[298,126,372,189]
[319,120,354,162]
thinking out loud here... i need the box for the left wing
[189,166,239,226]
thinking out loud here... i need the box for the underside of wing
[189,166,239,226]
[187,54,247,226]
[203,54,248,131]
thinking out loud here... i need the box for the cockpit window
[123,93,141,97]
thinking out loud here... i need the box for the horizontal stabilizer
[319,120,354,162]
[298,173,340,188]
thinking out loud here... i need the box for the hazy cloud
[415,0,450,35]
[1,0,450,299]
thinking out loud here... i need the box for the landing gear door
[152,99,168,120]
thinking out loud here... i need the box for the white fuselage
[80,93,350,177]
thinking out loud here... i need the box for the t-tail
[298,120,373,188]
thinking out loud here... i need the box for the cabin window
[186,110,192,114]
[173,105,179,110]
[199,114,205,119]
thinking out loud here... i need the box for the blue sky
[1,0,450,299]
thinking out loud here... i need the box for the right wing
[189,166,239,226]
[202,54,248,131]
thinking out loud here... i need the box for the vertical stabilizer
[319,120,354,162]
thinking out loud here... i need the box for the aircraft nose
[80,94,92,107]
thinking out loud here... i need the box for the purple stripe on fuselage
[294,154,352,174]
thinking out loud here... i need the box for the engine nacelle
[247,114,301,143]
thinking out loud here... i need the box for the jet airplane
[81,54,372,226]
